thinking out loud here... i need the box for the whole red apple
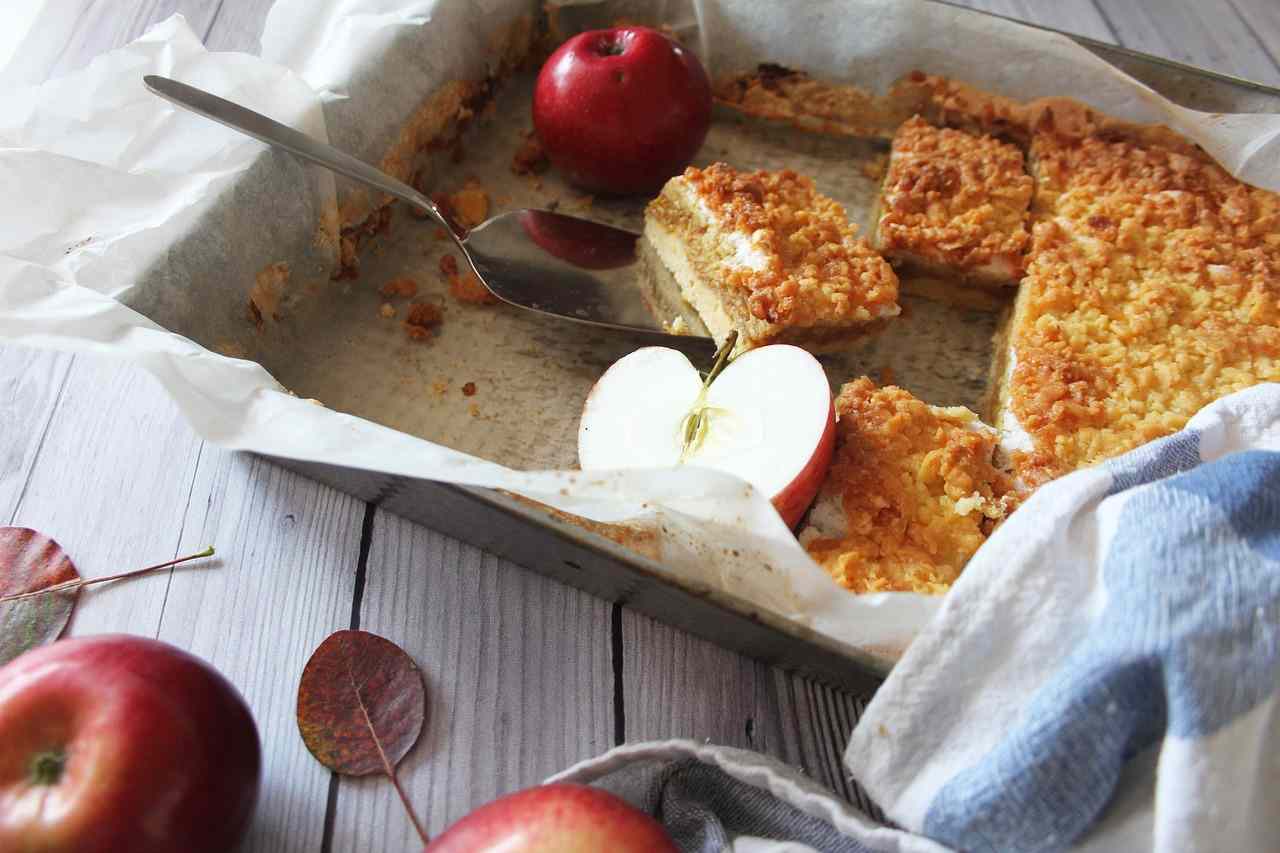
[0,635,261,853]
[424,783,677,853]
[533,26,712,195]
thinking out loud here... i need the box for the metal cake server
[144,75,709,342]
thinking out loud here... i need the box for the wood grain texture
[621,611,883,814]
[1093,0,1280,87]
[946,0,1116,43]
[327,510,614,852]
[0,347,73,522]
[7,359,204,638]
[1227,0,1280,76]
[203,0,271,52]
[4,0,222,86]
[158,450,364,853]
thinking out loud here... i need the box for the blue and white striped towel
[846,383,1280,852]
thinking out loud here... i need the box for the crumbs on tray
[380,276,419,298]
[439,253,499,305]
[404,301,443,341]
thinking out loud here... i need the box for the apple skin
[0,634,261,853]
[423,783,677,853]
[533,26,712,195]
[772,398,835,528]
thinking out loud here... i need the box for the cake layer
[644,163,900,352]
[800,378,1018,594]
[996,128,1280,485]
[877,116,1032,288]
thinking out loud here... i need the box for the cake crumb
[430,193,463,235]
[380,277,419,298]
[432,379,450,396]
[404,301,444,341]
[860,154,888,180]
[468,402,481,417]
[439,254,459,277]
[462,381,477,396]
[449,270,500,305]
[449,180,489,229]
[511,130,550,175]
[433,228,450,241]
[248,261,290,328]
[379,303,396,319]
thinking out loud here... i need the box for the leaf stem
[0,546,216,603]
[347,642,431,846]
[388,768,430,847]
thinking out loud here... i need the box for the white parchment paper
[2,0,1277,665]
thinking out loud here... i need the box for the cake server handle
[142,75,460,244]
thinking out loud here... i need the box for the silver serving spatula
[144,75,709,343]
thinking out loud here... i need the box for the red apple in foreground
[578,345,836,528]
[0,635,261,853]
[533,26,712,194]
[424,783,676,852]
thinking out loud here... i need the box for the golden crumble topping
[649,163,899,334]
[802,378,1018,594]
[879,116,1032,281]
[714,64,909,139]
[1004,130,1280,484]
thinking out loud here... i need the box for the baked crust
[999,129,1280,484]
[714,64,919,140]
[644,163,900,351]
[800,378,1018,594]
[877,116,1033,286]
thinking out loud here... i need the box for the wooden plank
[1227,0,1280,77]
[946,0,1116,43]
[1093,0,1280,87]
[7,358,204,638]
[157,449,365,853]
[203,0,273,53]
[5,0,223,85]
[0,346,73,522]
[622,612,885,813]
[327,510,615,852]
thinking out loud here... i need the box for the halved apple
[577,345,835,528]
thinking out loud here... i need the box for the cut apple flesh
[578,344,835,528]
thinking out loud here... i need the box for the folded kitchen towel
[557,384,1280,853]
[846,382,1280,852]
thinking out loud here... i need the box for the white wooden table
[3,2,1277,850]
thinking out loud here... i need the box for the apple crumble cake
[642,163,900,352]
[993,126,1280,485]
[800,378,1018,594]
[877,116,1033,287]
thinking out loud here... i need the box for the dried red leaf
[296,629,426,776]
[0,527,80,666]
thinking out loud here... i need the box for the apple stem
[388,767,430,846]
[680,331,738,460]
[0,546,216,603]
[703,330,738,388]
[29,749,66,786]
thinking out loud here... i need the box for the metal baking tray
[259,3,1280,692]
